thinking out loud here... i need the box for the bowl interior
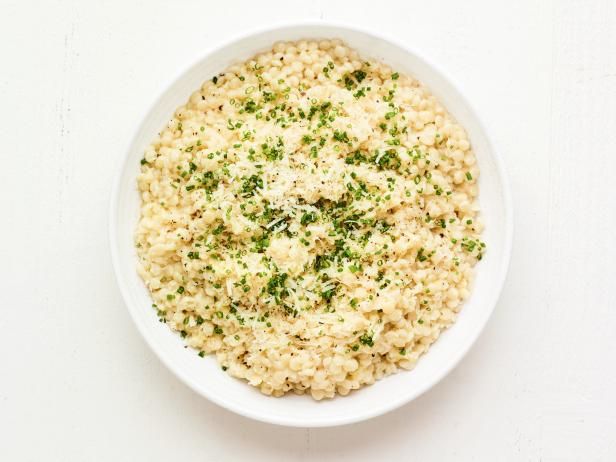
[110,23,511,427]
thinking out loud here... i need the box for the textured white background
[1,0,615,460]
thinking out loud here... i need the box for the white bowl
[109,22,512,427]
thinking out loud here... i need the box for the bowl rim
[109,19,513,427]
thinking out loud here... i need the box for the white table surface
[2,0,615,460]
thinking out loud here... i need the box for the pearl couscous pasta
[135,39,485,400]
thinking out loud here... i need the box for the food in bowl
[135,39,485,400]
